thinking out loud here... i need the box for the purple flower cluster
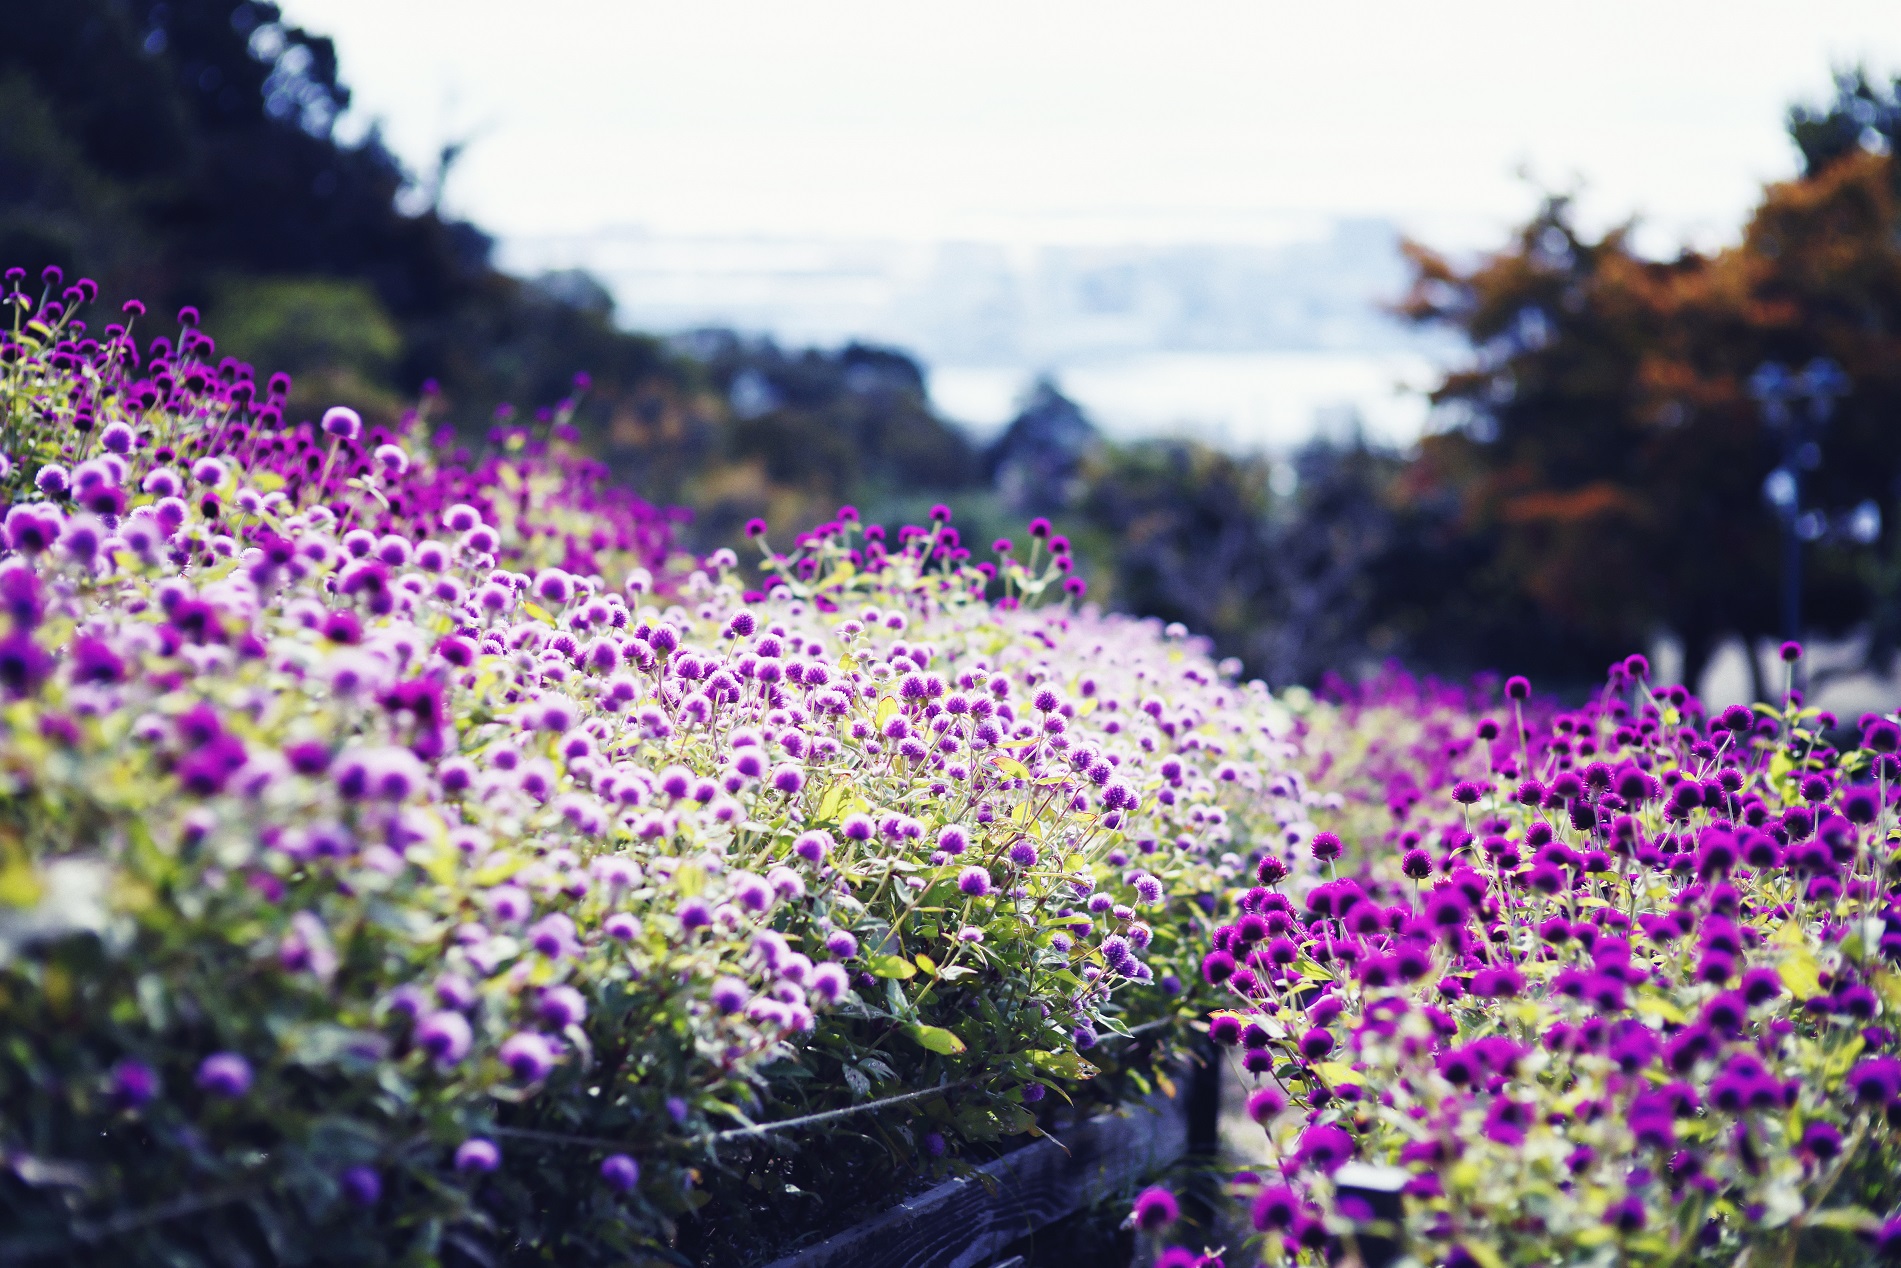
[1212,654,1901,1264]
[0,281,1308,1257]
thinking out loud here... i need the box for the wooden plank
[755,1087,1189,1268]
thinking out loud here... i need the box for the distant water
[928,348,1442,451]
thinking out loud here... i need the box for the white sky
[286,0,1901,255]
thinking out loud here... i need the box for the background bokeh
[7,1,1901,700]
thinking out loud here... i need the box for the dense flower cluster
[1193,656,1901,1265]
[0,281,1310,1260]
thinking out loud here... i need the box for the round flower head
[809,962,850,1004]
[795,830,833,863]
[1131,1185,1180,1232]
[600,1153,640,1192]
[321,406,362,440]
[340,1166,381,1206]
[711,977,750,1014]
[538,986,588,1029]
[417,1011,474,1066]
[454,1137,500,1173]
[196,1052,252,1098]
[499,1031,558,1082]
[110,1059,158,1108]
[958,865,993,897]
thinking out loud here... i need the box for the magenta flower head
[1296,1123,1354,1173]
[1778,640,1803,663]
[196,1052,253,1098]
[499,1031,558,1082]
[1246,1086,1286,1123]
[809,962,850,1004]
[417,1011,474,1066]
[1846,1055,1901,1107]
[744,517,768,538]
[1309,831,1342,862]
[825,930,858,958]
[770,763,806,794]
[600,1153,640,1192]
[958,865,993,897]
[110,1058,158,1108]
[340,1165,381,1206]
[711,977,750,1015]
[1863,718,1900,754]
[1252,1184,1300,1231]
[795,829,833,862]
[321,406,362,440]
[454,1137,501,1173]
[1604,1195,1646,1234]
[537,985,588,1029]
[1131,1185,1180,1232]
[1505,675,1531,700]
[1256,855,1288,884]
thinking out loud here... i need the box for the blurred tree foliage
[1391,70,1901,691]
[5,1,1900,694]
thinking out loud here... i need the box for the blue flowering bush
[1162,660,1901,1266]
[0,276,1313,1263]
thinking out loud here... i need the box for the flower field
[0,275,1897,1266]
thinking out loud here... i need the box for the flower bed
[0,277,1307,1264]
[1161,660,1901,1266]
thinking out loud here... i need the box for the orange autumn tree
[1394,82,1901,693]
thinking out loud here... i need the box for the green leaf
[1459,1241,1507,1268]
[906,1024,966,1055]
[813,784,846,823]
[1806,1206,1878,1232]
[869,954,917,980]
[1029,1049,1098,1080]
[1780,944,1822,1000]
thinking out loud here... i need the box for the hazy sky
[286,0,1901,255]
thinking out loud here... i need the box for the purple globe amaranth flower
[499,1031,558,1082]
[1846,1056,1901,1107]
[1131,1185,1180,1232]
[1252,1184,1300,1231]
[417,1011,473,1066]
[710,977,749,1015]
[809,962,850,1004]
[958,865,993,897]
[340,1165,381,1206]
[537,985,588,1029]
[321,406,362,440]
[454,1137,500,1173]
[600,1153,640,1192]
[196,1052,253,1098]
[1245,1086,1285,1123]
[110,1059,158,1108]
[1296,1123,1353,1173]
[1604,1196,1647,1234]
